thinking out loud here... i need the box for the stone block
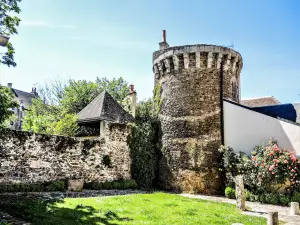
[235,175,245,211]
[290,202,300,215]
[67,179,84,192]
[267,211,278,225]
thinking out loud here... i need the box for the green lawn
[0,192,266,225]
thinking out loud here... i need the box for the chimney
[31,86,38,97]
[7,83,12,88]
[128,84,137,118]
[159,30,169,50]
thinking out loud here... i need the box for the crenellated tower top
[153,44,243,80]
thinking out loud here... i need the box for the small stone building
[77,90,135,138]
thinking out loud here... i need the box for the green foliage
[23,77,129,137]
[264,193,279,205]
[0,86,18,126]
[128,99,158,190]
[220,139,300,206]
[85,180,138,190]
[225,187,236,199]
[45,181,65,192]
[245,190,258,202]
[95,77,129,106]
[291,192,300,203]
[60,80,99,114]
[22,98,61,134]
[0,0,22,67]
[0,181,65,193]
[278,193,290,206]
[52,114,79,137]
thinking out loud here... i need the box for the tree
[61,77,129,114]
[0,86,18,126]
[60,80,99,114]
[52,114,79,137]
[0,0,22,67]
[22,98,61,134]
[96,77,129,104]
[23,77,129,136]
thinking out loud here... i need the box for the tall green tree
[0,0,22,67]
[61,77,129,114]
[60,80,99,114]
[23,77,129,136]
[22,98,61,134]
[0,86,18,126]
[96,77,129,104]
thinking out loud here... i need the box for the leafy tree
[52,114,78,137]
[60,77,129,114]
[0,86,18,126]
[23,77,129,136]
[60,80,99,114]
[95,77,129,104]
[22,98,60,134]
[0,0,22,67]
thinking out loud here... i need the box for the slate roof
[77,91,134,124]
[241,96,280,107]
[12,88,36,99]
[252,103,300,124]
[224,99,300,127]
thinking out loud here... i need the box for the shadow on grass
[0,194,132,225]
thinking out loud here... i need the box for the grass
[0,192,266,225]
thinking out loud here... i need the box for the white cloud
[21,20,76,29]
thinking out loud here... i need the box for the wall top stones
[153,44,242,63]
[153,44,243,77]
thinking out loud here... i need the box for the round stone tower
[153,31,243,194]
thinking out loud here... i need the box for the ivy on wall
[128,99,160,189]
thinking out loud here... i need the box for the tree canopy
[23,77,130,136]
[0,86,18,126]
[0,0,22,67]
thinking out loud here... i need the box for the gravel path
[181,193,300,225]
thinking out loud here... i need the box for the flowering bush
[252,138,300,192]
[220,138,300,203]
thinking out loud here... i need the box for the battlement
[153,44,243,78]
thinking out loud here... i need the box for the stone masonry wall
[0,123,131,185]
[153,44,243,194]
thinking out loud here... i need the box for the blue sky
[1,0,299,103]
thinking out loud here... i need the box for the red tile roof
[241,96,280,107]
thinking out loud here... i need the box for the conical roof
[77,91,134,124]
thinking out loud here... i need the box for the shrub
[244,189,256,202]
[0,182,64,192]
[220,138,300,206]
[278,193,290,206]
[259,194,266,203]
[45,181,65,192]
[225,187,236,199]
[264,193,279,205]
[291,192,300,203]
[123,179,138,189]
